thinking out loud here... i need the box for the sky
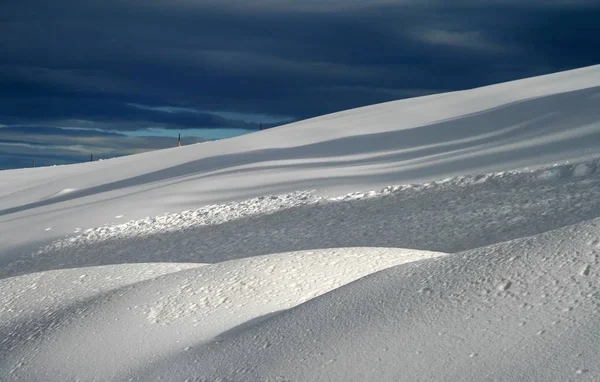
[1,0,599,169]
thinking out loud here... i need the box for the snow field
[1,65,600,380]
[1,66,600,261]
[1,156,600,379]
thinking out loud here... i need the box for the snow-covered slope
[1,65,600,380]
[138,217,600,382]
[0,248,442,380]
[2,159,600,380]
[1,65,599,259]
[3,159,600,279]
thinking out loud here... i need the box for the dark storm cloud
[0,0,599,168]
[2,0,599,118]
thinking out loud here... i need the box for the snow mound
[136,218,600,381]
[0,247,442,380]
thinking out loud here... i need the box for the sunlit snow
[1,65,600,381]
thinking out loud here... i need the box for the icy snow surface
[1,65,600,380]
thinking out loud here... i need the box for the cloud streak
[413,29,513,53]
[127,103,294,124]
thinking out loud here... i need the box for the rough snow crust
[138,218,600,382]
[4,158,600,279]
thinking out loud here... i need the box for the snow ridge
[4,156,600,282]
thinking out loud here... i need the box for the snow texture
[1,64,600,381]
[136,218,600,382]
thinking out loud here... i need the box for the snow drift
[1,65,600,380]
[136,217,600,381]
[0,248,442,380]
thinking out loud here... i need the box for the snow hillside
[3,159,600,280]
[1,65,600,259]
[2,160,600,380]
[1,65,600,380]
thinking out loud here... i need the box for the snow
[1,65,600,380]
[139,218,599,382]
[4,159,600,280]
[0,248,441,380]
[1,64,600,259]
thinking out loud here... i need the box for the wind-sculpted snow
[1,65,600,381]
[134,218,600,382]
[1,158,600,379]
[1,66,600,259]
[0,248,442,380]
[3,157,600,279]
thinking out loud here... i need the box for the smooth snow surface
[1,65,600,380]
